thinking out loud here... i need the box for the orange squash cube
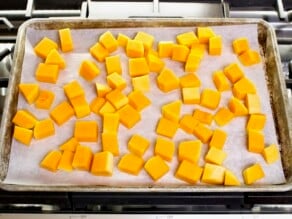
[58,150,74,172]
[247,114,266,131]
[128,134,150,157]
[192,109,213,125]
[201,163,225,185]
[59,28,74,52]
[190,43,206,58]
[176,31,199,47]
[72,145,93,171]
[223,63,244,84]
[35,63,59,84]
[161,100,182,122]
[224,169,241,186]
[228,97,248,116]
[45,49,66,69]
[232,77,256,99]
[214,107,234,126]
[35,90,55,110]
[157,68,180,92]
[209,129,227,149]
[185,53,201,73]
[197,27,216,43]
[74,120,98,142]
[154,137,175,161]
[179,114,199,134]
[117,33,130,47]
[95,83,111,97]
[205,147,227,165]
[239,49,261,66]
[99,101,116,116]
[193,123,213,143]
[118,153,144,175]
[128,90,151,111]
[134,31,154,51]
[248,130,264,153]
[262,144,280,164]
[126,39,144,58]
[156,117,179,139]
[90,42,109,62]
[144,156,169,181]
[158,41,174,58]
[146,54,165,73]
[182,87,200,104]
[91,151,114,176]
[34,37,58,58]
[79,60,100,81]
[63,80,85,100]
[90,97,106,114]
[175,160,203,184]
[200,88,221,110]
[128,57,149,77]
[106,89,128,110]
[34,118,55,140]
[40,150,62,172]
[13,126,33,146]
[103,113,119,133]
[59,137,79,152]
[232,37,249,55]
[180,73,201,88]
[18,83,39,104]
[50,101,75,125]
[178,140,202,164]
[12,109,37,129]
[209,35,222,55]
[213,70,230,92]
[246,93,261,114]
[132,75,150,92]
[99,31,118,53]
[118,104,141,128]
[107,72,127,90]
[105,55,122,75]
[243,163,265,185]
[70,95,91,119]
[171,44,190,62]
[101,132,119,156]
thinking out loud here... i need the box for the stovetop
[0,0,292,214]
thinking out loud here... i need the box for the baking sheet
[3,24,286,186]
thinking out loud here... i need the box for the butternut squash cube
[34,37,58,58]
[72,145,93,171]
[157,68,180,92]
[154,137,175,161]
[200,88,221,110]
[232,77,256,99]
[171,44,190,62]
[63,80,85,100]
[50,101,74,125]
[102,132,119,156]
[182,87,200,104]
[35,63,59,84]
[106,89,128,110]
[248,130,264,153]
[175,160,203,184]
[214,107,234,126]
[107,72,127,90]
[35,90,55,110]
[13,126,33,146]
[209,129,227,149]
[99,31,118,53]
[90,97,106,114]
[134,31,154,51]
[262,144,280,164]
[213,70,230,92]
[161,100,182,122]
[59,28,74,52]
[128,134,150,157]
[126,39,144,58]
[34,118,55,140]
[59,137,79,152]
[90,42,109,62]
[158,41,174,58]
[95,83,111,97]
[205,147,227,165]
[40,150,62,172]
[103,113,119,133]
[176,31,199,47]
[57,150,74,172]
[128,57,149,77]
[193,123,213,143]
[232,37,249,55]
[117,33,130,47]
[118,153,144,175]
[178,140,202,164]
[228,97,248,116]
[190,44,206,59]
[156,117,179,139]
[45,49,66,69]
[201,163,225,185]
[224,169,240,186]
[79,60,100,81]
[118,104,141,128]
[132,75,150,92]
[128,90,151,111]
[179,114,199,134]
[146,54,165,73]
[91,151,114,176]
[18,83,39,104]
[105,55,122,75]
[70,95,91,118]
[144,156,169,181]
[99,101,116,116]
[246,93,261,114]
[223,63,244,84]
[12,110,37,129]
[180,73,201,88]
[239,49,261,66]
[184,53,201,73]
[243,163,265,185]
[192,109,213,125]
[209,35,222,55]
[247,114,266,131]
[74,121,98,142]
[197,27,216,43]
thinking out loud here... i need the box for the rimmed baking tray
[0,18,291,192]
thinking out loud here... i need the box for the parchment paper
[4,24,286,186]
